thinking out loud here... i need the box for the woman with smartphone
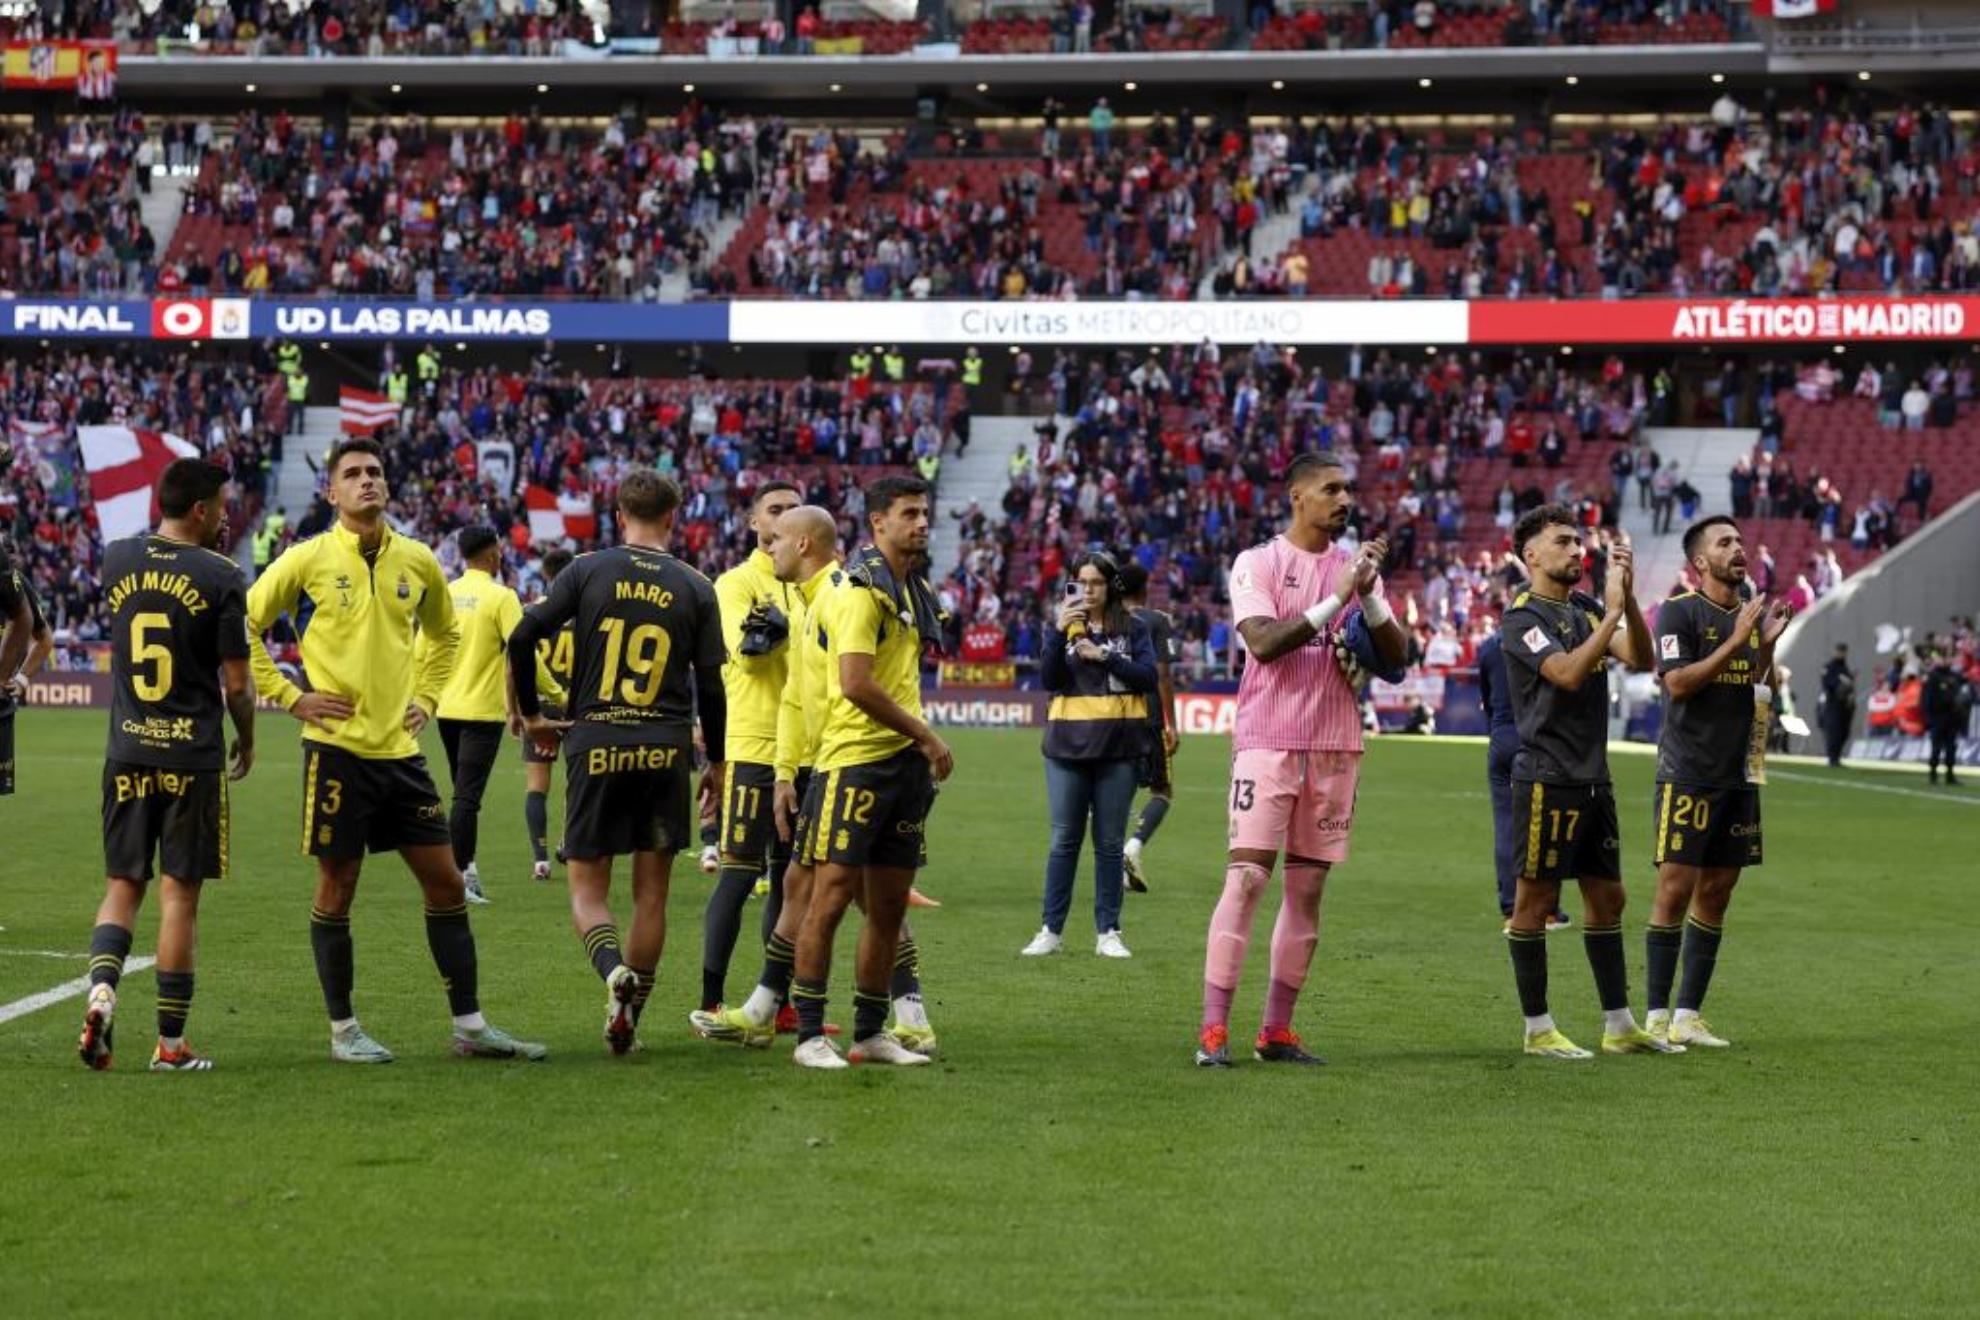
[1020,552,1160,960]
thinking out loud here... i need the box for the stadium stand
[0,349,286,640]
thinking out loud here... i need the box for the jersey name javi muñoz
[102,534,251,770]
[522,545,723,751]
[1655,591,1760,788]
[1499,589,1611,786]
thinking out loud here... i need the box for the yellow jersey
[773,560,841,782]
[714,547,795,767]
[814,570,925,771]
[247,521,457,760]
[434,568,531,723]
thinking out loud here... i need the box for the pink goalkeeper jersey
[1229,535,1383,754]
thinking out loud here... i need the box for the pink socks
[1201,861,1270,1030]
[1263,864,1328,1032]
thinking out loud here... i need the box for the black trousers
[1820,707,1852,765]
[1927,727,1960,778]
[439,718,505,870]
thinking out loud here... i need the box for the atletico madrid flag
[77,426,201,543]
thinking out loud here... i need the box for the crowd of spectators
[4,110,159,297]
[957,342,1643,679]
[13,97,1980,304]
[5,1,607,56]
[9,0,1751,57]
[718,105,1305,301]
[293,346,957,596]
[1255,0,1740,52]
[0,348,285,648]
[163,104,761,300]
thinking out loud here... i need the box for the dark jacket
[1041,617,1158,762]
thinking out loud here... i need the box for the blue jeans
[1041,756,1138,936]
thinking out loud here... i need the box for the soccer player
[690,504,939,1053]
[1196,451,1404,1068]
[1478,628,1572,933]
[0,542,50,798]
[77,460,254,1072]
[699,481,803,1018]
[507,469,727,1055]
[247,437,543,1064]
[431,525,538,904]
[1118,561,1178,895]
[1498,506,1671,1060]
[790,475,951,1069]
[520,546,574,881]
[1643,516,1792,1049]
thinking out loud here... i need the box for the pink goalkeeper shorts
[1227,748,1362,864]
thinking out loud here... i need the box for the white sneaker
[793,1036,849,1070]
[1019,928,1063,957]
[848,1033,932,1066]
[463,867,490,905]
[1644,1008,1673,1042]
[531,861,551,882]
[1095,930,1133,959]
[698,844,720,876]
[1669,1013,1732,1048]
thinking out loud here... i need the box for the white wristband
[1303,597,1344,632]
[1359,593,1393,628]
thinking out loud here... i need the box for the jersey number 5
[130,611,174,701]
[596,619,672,706]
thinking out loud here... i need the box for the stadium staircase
[934,414,1047,579]
[1198,194,1306,299]
[664,208,747,304]
[137,171,192,259]
[269,407,340,525]
[1627,427,1757,599]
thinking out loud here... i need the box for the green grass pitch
[0,711,1974,1317]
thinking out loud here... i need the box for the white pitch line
[0,949,89,960]
[1767,769,1979,807]
[0,956,156,1027]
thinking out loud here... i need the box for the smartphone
[1064,580,1083,601]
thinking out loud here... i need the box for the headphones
[1073,550,1127,604]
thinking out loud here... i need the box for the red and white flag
[523,484,598,545]
[339,385,399,436]
[1753,0,1836,18]
[77,425,200,543]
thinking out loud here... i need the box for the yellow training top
[814,570,924,771]
[773,560,841,781]
[247,521,457,760]
[432,567,562,722]
[714,547,794,767]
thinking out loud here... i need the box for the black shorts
[0,706,13,796]
[810,748,935,871]
[301,743,451,860]
[789,768,820,868]
[563,740,693,860]
[1513,780,1621,884]
[719,760,780,867]
[520,703,564,766]
[1652,781,1763,870]
[103,761,228,882]
[1137,738,1174,795]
